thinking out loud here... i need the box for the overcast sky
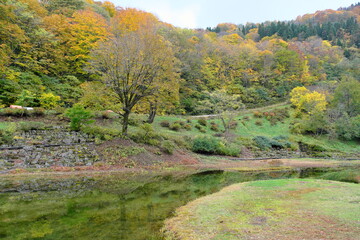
[110,0,357,28]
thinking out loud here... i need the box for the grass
[0,122,10,130]
[163,179,360,240]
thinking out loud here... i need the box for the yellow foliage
[39,93,61,109]
[216,23,238,33]
[222,34,243,45]
[102,1,116,17]
[290,87,327,114]
[112,8,159,33]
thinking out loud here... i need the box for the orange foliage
[111,8,159,33]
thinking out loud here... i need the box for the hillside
[0,0,359,169]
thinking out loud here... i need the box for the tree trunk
[147,102,157,124]
[122,110,130,135]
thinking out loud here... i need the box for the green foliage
[17,122,45,132]
[169,122,181,131]
[210,123,219,132]
[197,118,207,126]
[332,78,360,117]
[335,115,360,140]
[0,108,30,117]
[253,136,291,150]
[15,90,37,107]
[218,142,241,157]
[192,136,221,154]
[81,125,121,141]
[161,140,176,154]
[65,105,94,131]
[160,120,170,128]
[130,123,163,145]
[0,123,16,145]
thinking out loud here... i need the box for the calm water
[0,169,327,239]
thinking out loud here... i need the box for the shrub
[199,128,206,133]
[229,121,238,129]
[1,108,30,117]
[54,106,66,115]
[183,124,192,131]
[210,123,219,132]
[0,123,16,145]
[253,111,263,118]
[175,121,186,127]
[161,140,176,154]
[243,116,250,121]
[17,121,45,131]
[169,122,181,131]
[218,142,241,157]
[195,124,202,130]
[253,136,273,150]
[33,107,45,117]
[160,120,170,128]
[255,120,263,126]
[39,92,61,109]
[192,136,221,154]
[128,116,142,126]
[65,105,94,131]
[197,118,207,126]
[15,90,37,107]
[81,125,121,140]
[130,123,163,145]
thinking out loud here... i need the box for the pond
[0,168,341,239]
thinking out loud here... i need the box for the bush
[184,124,192,131]
[0,108,30,117]
[169,122,181,131]
[192,136,221,154]
[253,111,263,118]
[255,120,263,126]
[160,120,170,128]
[197,118,207,126]
[253,136,272,150]
[195,124,202,130]
[0,123,16,145]
[54,106,66,115]
[175,121,186,127]
[99,111,117,119]
[39,92,61,109]
[33,107,45,117]
[210,123,219,132]
[229,121,238,129]
[161,140,176,154]
[81,125,121,140]
[65,105,94,131]
[199,128,206,133]
[243,116,250,121]
[128,116,142,126]
[17,121,45,131]
[218,142,241,157]
[130,123,163,145]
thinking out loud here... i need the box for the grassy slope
[163,179,360,240]
[150,104,360,153]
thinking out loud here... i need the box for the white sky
[110,0,358,29]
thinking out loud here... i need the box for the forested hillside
[0,0,359,119]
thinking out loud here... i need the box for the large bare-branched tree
[90,29,176,134]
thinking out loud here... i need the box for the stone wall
[0,127,99,170]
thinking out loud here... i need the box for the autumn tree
[89,29,177,134]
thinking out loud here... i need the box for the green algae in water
[0,169,306,240]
